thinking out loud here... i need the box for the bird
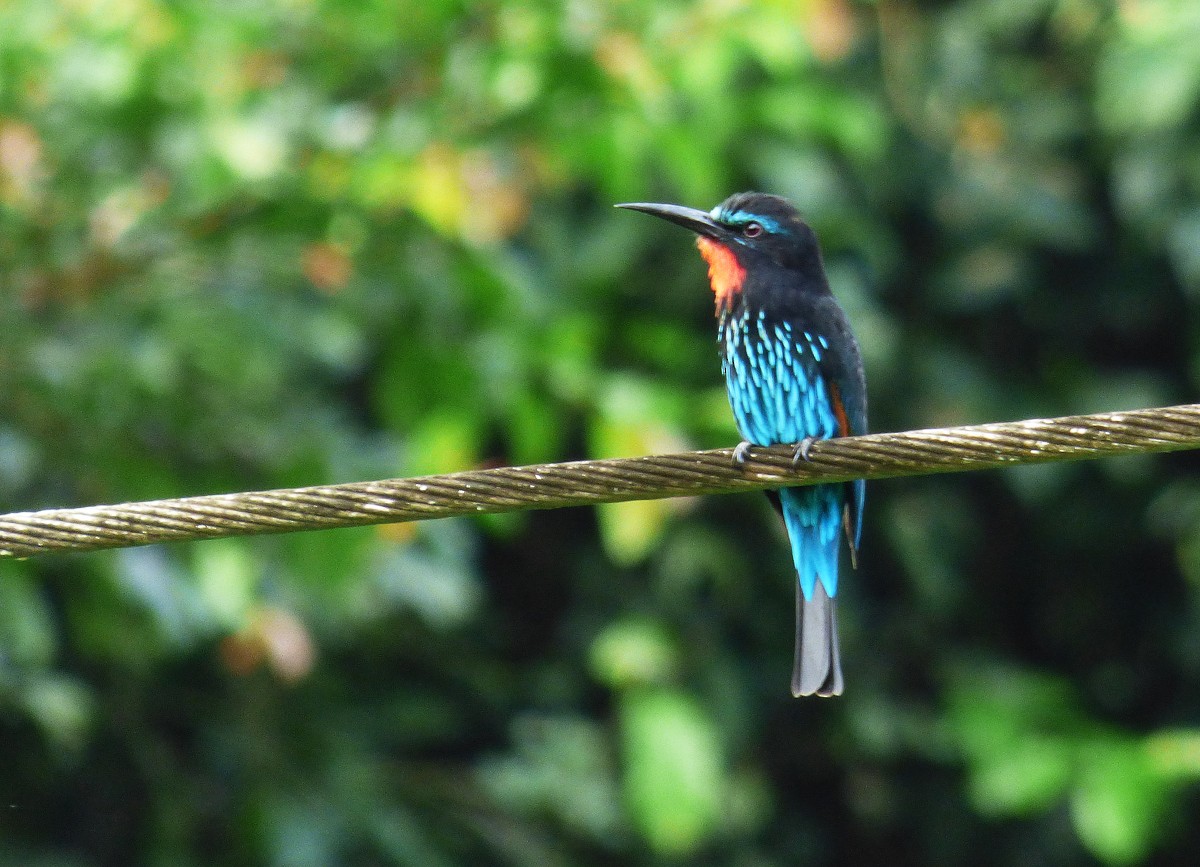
[617,192,866,697]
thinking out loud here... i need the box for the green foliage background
[4,0,1200,863]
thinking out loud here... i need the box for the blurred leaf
[1167,208,1200,294]
[1144,729,1200,781]
[947,665,1088,758]
[372,520,482,630]
[478,715,622,840]
[278,526,377,620]
[594,499,667,568]
[967,735,1074,815]
[192,538,258,630]
[261,791,340,867]
[948,665,1092,821]
[20,675,93,755]
[590,376,690,565]
[589,617,679,689]
[1070,741,1171,865]
[402,409,481,478]
[0,425,39,497]
[620,688,724,856]
[1097,1,1200,133]
[108,546,211,647]
[0,562,55,670]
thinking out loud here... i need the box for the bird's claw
[731,441,754,470]
[791,437,817,467]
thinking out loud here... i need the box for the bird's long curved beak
[615,202,725,239]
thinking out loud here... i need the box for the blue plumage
[720,310,846,603]
[780,487,842,599]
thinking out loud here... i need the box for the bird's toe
[791,437,817,467]
[732,441,754,470]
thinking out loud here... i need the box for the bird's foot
[791,437,817,467]
[731,440,754,470]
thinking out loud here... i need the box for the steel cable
[2,403,1200,559]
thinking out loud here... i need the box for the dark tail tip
[791,582,843,698]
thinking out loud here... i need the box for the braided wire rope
[3,403,1200,559]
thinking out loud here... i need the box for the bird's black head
[616,191,822,273]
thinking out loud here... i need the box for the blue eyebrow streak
[715,209,785,234]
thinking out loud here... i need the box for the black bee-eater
[618,193,866,697]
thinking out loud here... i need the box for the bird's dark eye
[742,222,763,238]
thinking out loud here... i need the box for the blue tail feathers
[779,485,842,600]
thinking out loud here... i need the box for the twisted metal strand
[3,403,1199,559]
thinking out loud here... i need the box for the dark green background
[4,0,1200,864]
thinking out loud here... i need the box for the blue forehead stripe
[710,207,786,234]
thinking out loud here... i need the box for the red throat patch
[696,237,745,313]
